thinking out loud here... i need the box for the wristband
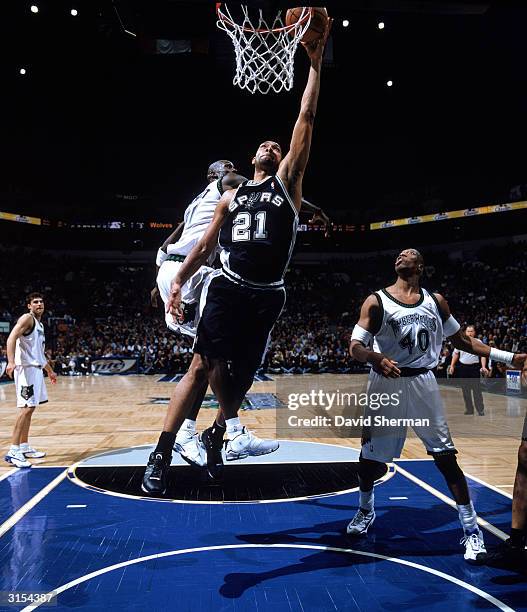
[443,315,460,337]
[489,347,514,366]
[351,324,373,346]
[156,248,168,267]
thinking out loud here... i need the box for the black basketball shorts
[194,272,286,373]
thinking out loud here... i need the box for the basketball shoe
[174,430,206,467]
[141,452,171,495]
[200,427,224,479]
[224,426,279,461]
[346,509,376,536]
[485,538,526,571]
[22,446,46,459]
[4,449,32,469]
[461,531,487,564]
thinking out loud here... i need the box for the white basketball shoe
[224,426,279,461]
[174,430,206,467]
[462,531,487,564]
[5,449,32,468]
[346,509,376,536]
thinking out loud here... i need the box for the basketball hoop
[216,3,312,95]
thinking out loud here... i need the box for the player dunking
[143,158,331,489]
[347,249,527,563]
[4,293,57,468]
[141,21,332,494]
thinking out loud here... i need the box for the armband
[443,315,460,337]
[489,347,514,366]
[351,324,373,346]
[156,248,168,267]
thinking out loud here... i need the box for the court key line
[394,463,508,541]
[0,470,68,539]
[21,543,514,612]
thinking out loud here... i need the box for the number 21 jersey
[219,175,298,287]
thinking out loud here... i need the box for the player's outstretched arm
[5,314,33,377]
[350,295,401,378]
[435,293,527,369]
[278,20,332,211]
[167,191,234,316]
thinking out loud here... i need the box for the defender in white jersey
[155,160,245,337]
[347,249,527,563]
[4,293,57,468]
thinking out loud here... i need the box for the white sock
[359,488,374,513]
[457,501,479,536]
[225,417,242,434]
[181,419,196,433]
[20,442,30,451]
[9,445,20,454]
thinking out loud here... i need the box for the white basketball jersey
[15,315,46,367]
[167,179,223,260]
[373,288,443,369]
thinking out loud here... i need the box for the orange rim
[216,3,313,34]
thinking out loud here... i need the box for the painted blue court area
[0,458,524,612]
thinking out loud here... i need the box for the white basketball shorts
[361,370,456,462]
[14,365,48,408]
[156,260,214,338]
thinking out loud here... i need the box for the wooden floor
[0,374,524,494]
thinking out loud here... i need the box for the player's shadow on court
[219,550,468,610]
[233,503,469,558]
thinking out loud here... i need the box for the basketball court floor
[0,374,525,611]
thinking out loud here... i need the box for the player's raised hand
[371,353,401,378]
[167,281,183,322]
[301,18,333,63]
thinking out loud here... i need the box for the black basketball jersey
[219,175,298,286]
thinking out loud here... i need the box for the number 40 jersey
[372,288,444,369]
[219,175,298,288]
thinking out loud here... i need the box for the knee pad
[433,452,463,483]
[359,453,387,481]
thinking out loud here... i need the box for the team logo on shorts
[21,385,34,401]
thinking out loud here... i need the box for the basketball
[285,7,329,43]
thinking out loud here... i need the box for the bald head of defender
[206,160,237,183]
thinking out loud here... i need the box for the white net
[216,4,312,95]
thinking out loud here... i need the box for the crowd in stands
[1,242,526,377]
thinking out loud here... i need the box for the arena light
[342,19,349,27]
[30,4,39,13]
[386,80,393,87]
[71,8,78,16]
[378,21,385,29]
[19,68,27,75]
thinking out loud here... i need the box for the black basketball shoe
[200,427,224,480]
[141,451,171,495]
[485,539,526,572]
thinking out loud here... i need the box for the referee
[449,325,489,416]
